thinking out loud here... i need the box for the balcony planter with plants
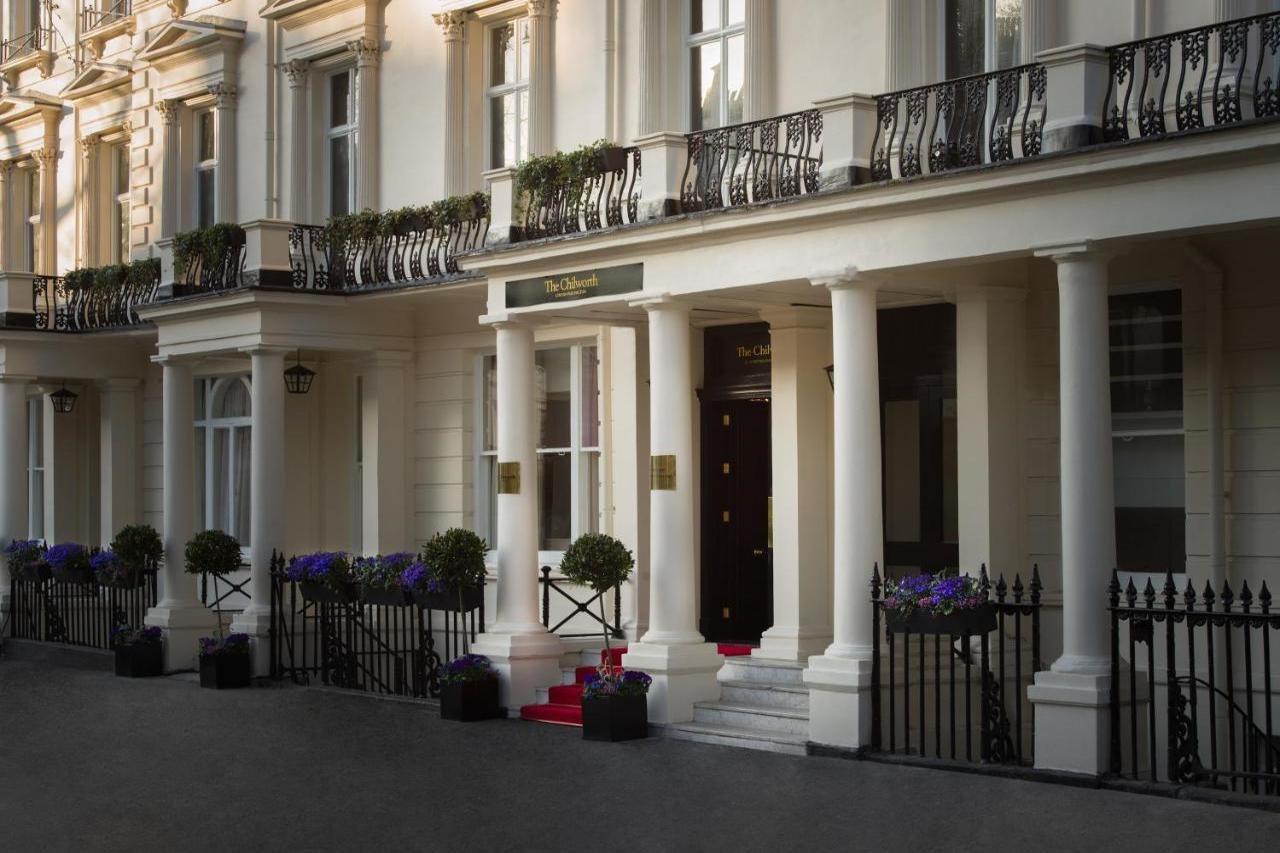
[5,539,49,582]
[198,633,252,689]
[288,552,356,603]
[559,532,649,742]
[439,654,502,722]
[414,528,486,613]
[354,552,415,606]
[112,625,164,678]
[46,542,94,586]
[882,573,996,636]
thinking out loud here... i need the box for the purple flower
[441,653,495,684]
[400,561,444,594]
[45,542,88,571]
[199,633,251,656]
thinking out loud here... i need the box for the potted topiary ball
[439,654,502,722]
[110,523,163,583]
[111,625,164,678]
[46,542,94,586]
[418,528,487,613]
[198,633,252,689]
[558,533,648,741]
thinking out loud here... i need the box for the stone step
[667,721,808,756]
[717,655,806,687]
[719,679,810,712]
[691,701,809,737]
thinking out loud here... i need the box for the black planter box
[582,693,649,742]
[598,146,629,172]
[51,565,95,586]
[440,678,501,722]
[199,653,251,689]
[100,567,148,590]
[13,563,51,583]
[885,602,997,636]
[360,585,411,607]
[114,642,163,678]
[300,580,356,604]
[412,585,483,612]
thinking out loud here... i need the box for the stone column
[146,356,217,672]
[803,269,882,749]
[360,352,409,555]
[348,38,380,211]
[622,297,722,724]
[0,376,31,617]
[210,84,237,224]
[98,378,140,545]
[1028,244,1116,776]
[33,148,56,276]
[756,306,832,661]
[230,347,288,673]
[527,0,557,156]
[637,0,665,135]
[0,161,12,269]
[472,319,562,711]
[743,0,774,121]
[158,100,181,239]
[79,135,100,267]
[284,60,309,222]
[433,11,467,197]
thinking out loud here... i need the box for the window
[326,67,358,217]
[487,17,530,168]
[23,165,39,273]
[27,397,43,541]
[944,0,1022,78]
[112,141,130,263]
[688,0,745,131]
[194,377,252,547]
[1110,289,1184,574]
[478,344,601,552]
[354,375,363,554]
[194,109,216,229]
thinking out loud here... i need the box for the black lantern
[284,350,316,395]
[50,384,78,414]
[824,364,834,390]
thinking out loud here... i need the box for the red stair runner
[519,644,753,728]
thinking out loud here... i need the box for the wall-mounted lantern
[50,384,78,414]
[284,350,316,395]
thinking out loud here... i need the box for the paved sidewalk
[2,651,1278,853]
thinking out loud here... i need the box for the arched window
[194,376,252,547]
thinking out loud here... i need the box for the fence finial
[1030,564,1042,605]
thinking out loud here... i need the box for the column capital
[0,159,12,177]
[156,99,181,125]
[628,293,691,314]
[810,266,877,291]
[1032,240,1117,263]
[32,147,56,171]
[208,82,238,108]
[480,311,544,329]
[283,59,309,87]
[347,37,381,65]
[79,134,101,159]
[433,10,466,41]
[150,353,193,366]
[526,0,558,18]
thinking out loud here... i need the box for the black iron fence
[520,147,641,240]
[1109,571,1280,797]
[268,553,483,699]
[9,567,158,650]
[869,565,1042,766]
[681,110,822,212]
[1103,11,1280,143]
[32,269,160,332]
[540,566,622,640]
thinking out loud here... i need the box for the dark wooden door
[700,396,772,644]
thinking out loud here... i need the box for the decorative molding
[168,0,189,17]
[346,37,380,65]
[156,99,181,125]
[527,0,558,17]
[283,59,309,87]
[32,148,56,172]
[79,135,101,161]
[208,82,238,108]
[433,10,466,42]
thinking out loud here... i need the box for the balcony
[0,26,54,83]
[29,260,162,333]
[81,1,135,60]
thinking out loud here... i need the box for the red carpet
[519,644,753,727]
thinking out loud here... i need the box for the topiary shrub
[184,529,242,577]
[422,528,487,631]
[559,533,633,676]
[111,524,162,572]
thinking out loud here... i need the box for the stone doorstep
[666,721,809,756]
[691,700,810,736]
[719,679,811,711]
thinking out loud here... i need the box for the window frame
[484,15,530,169]
[193,107,217,229]
[194,375,253,550]
[937,0,1024,79]
[685,0,747,131]
[324,64,359,219]
[27,395,43,541]
[20,161,39,274]
[111,138,130,264]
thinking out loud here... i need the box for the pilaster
[210,84,238,225]
[637,0,666,135]
[743,0,774,121]
[33,148,56,276]
[79,136,101,267]
[526,0,557,156]
[285,60,310,222]
[347,37,381,211]
[158,100,181,239]
[434,11,468,197]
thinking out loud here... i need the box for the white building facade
[2,0,1279,782]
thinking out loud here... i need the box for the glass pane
[194,426,205,529]
[194,378,207,419]
[692,0,721,33]
[1110,290,1183,428]
[491,22,515,86]
[198,111,215,162]
[995,0,1022,69]
[518,18,530,82]
[727,0,745,25]
[27,168,39,215]
[490,94,516,168]
[942,398,958,545]
[212,428,228,532]
[234,427,251,546]
[538,452,571,550]
[116,200,130,262]
[945,0,985,79]
[29,470,43,540]
[330,71,350,128]
[483,355,497,452]
[691,41,722,130]
[197,169,216,229]
[580,346,599,447]
[883,400,921,542]
[483,456,498,545]
[726,33,745,126]
[28,399,42,461]
[329,135,351,216]
[115,143,129,195]
[518,88,529,163]
[216,379,250,418]
[1113,434,1185,573]
[584,451,600,534]
[536,348,571,448]
[28,223,37,274]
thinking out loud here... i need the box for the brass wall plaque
[650,454,677,490]
[496,461,521,494]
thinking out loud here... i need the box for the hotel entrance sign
[507,263,643,308]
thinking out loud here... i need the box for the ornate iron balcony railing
[1103,11,1280,142]
[32,265,161,332]
[870,63,1046,182]
[178,233,246,293]
[83,0,132,32]
[520,146,640,240]
[1,26,51,63]
[681,109,822,212]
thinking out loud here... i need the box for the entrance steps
[667,656,810,756]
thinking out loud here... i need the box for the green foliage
[421,528,487,592]
[559,533,633,595]
[184,529,242,576]
[61,259,158,295]
[173,223,246,278]
[111,524,163,570]
[515,139,616,197]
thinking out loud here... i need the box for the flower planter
[582,693,649,742]
[13,563,51,583]
[361,585,411,607]
[300,580,356,604]
[597,145,629,173]
[440,678,501,722]
[99,567,148,590]
[412,586,483,613]
[114,642,163,678]
[199,653,251,689]
[885,602,997,636]
[51,565,95,586]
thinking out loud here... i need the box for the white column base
[229,604,273,677]
[0,588,11,624]
[802,653,874,749]
[145,602,219,673]
[754,626,832,662]
[622,641,722,724]
[471,629,563,713]
[1028,669,1111,776]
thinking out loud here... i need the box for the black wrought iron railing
[521,147,641,239]
[682,110,822,212]
[540,566,623,640]
[9,564,158,651]
[289,205,490,291]
[177,236,246,293]
[33,270,161,332]
[200,564,250,613]
[870,63,1046,182]
[1,26,50,63]
[1109,571,1280,797]
[83,0,131,31]
[869,565,1042,766]
[268,553,484,699]
[1103,11,1280,143]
